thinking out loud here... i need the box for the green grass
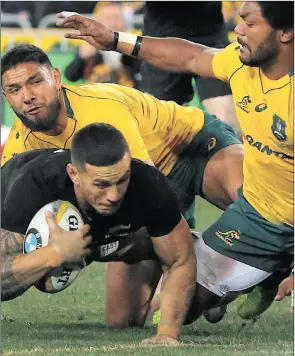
[2,198,293,356]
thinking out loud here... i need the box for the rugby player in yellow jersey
[1,44,243,334]
[56,1,294,321]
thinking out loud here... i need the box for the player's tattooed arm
[1,227,58,301]
[1,228,29,301]
[1,217,92,301]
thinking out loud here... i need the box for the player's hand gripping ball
[24,200,85,293]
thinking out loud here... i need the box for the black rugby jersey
[2,149,181,250]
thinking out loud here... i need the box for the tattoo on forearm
[1,228,24,254]
[1,229,27,301]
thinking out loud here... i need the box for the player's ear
[67,163,80,185]
[53,67,62,88]
[280,28,294,44]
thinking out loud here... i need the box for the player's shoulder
[2,148,68,173]
[33,149,71,175]
[9,117,31,138]
[131,158,162,176]
[130,159,171,195]
[213,42,244,80]
[62,82,137,106]
[218,42,242,58]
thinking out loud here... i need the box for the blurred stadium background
[1,1,240,139]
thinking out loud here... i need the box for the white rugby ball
[24,200,85,293]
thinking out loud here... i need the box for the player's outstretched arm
[1,213,92,301]
[56,12,218,77]
[142,216,196,344]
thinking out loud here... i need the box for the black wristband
[112,31,119,51]
[131,36,143,56]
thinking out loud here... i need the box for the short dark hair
[71,123,130,170]
[258,1,294,30]
[1,44,53,77]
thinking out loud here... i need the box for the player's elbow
[186,55,200,75]
[184,252,197,275]
[1,257,29,301]
[172,250,196,280]
[187,49,216,78]
[1,288,25,302]
[1,278,28,302]
[171,252,197,302]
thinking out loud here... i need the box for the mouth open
[238,38,248,51]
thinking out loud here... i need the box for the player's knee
[203,144,244,208]
[183,284,221,325]
[106,312,145,328]
[222,145,244,202]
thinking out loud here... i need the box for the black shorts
[140,28,232,104]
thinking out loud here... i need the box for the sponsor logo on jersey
[24,228,42,253]
[244,134,290,160]
[236,95,251,113]
[105,224,131,239]
[255,102,267,112]
[208,137,217,152]
[215,230,241,247]
[271,115,287,142]
[100,241,119,258]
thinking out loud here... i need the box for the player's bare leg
[105,260,162,328]
[148,275,162,317]
[202,143,244,210]
[184,284,226,325]
[150,275,227,325]
[152,279,238,325]
[202,95,242,139]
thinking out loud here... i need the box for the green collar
[63,88,74,118]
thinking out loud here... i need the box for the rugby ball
[24,200,85,293]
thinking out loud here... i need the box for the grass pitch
[2,198,293,356]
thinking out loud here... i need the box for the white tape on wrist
[61,11,79,18]
[118,32,137,46]
[117,32,137,55]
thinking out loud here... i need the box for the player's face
[2,62,62,132]
[73,153,131,216]
[235,2,280,67]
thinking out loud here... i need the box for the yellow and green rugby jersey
[213,42,293,226]
[2,83,205,175]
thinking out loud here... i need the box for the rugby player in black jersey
[1,122,196,345]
